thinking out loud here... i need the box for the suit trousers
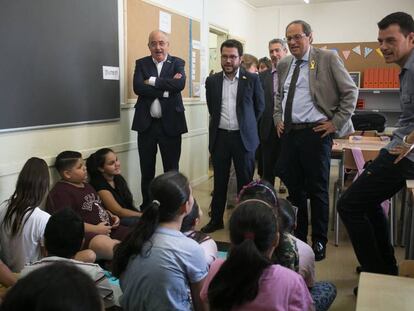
[261,129,281,186]
[138,118,181,209]
[210,129,255,224]
[337,149,414,274]
[279,128,332,244]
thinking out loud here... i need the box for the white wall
[254,0,414,58]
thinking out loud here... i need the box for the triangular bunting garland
[375,48,383,57]
[352,45,361,55]
[364,47,373,58]
[342,50,351,60]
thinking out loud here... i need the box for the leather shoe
[201,221,224,234]
[312,241,326,261]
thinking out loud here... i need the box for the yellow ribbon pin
[310,60,316,70]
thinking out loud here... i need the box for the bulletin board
[313,42,398,81]
[126,0,201,99]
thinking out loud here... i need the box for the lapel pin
[310,60,316,70]
[242,76,247,80]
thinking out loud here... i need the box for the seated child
[180,199,217,265]
[87,148,141,227]
[201,199,313,311]
[46,151,130,260]
[112,171,208,311]
[278,199,337,311]
[21,208,117,308]
[0,157,51,272]
[238,180,299,271]
[1,262,103,311]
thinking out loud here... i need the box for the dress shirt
[148,56,170,118]
[219,69,240,130]
[282,47,327,123]
[385,49,414,162]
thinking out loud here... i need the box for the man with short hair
[132,30,187,210]
[259,39,288,186]
[202,39,264,233]
[338,12,414,278]
[274,20,358,261]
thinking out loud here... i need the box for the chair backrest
[399,260,414,278]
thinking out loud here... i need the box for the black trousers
[261,129,281,186]
[138,118,181,209]
[338,149,414,274]
[278,128,332,244]
[210,130,255,224]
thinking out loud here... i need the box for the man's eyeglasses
[149,41,167,48]
[221,55,239,61]
[284,33,307,42]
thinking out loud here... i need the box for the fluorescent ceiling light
[304,0,310,3]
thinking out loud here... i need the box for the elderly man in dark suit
[274,20,357,260]
[201,39,265,233]
[132,30,187,210]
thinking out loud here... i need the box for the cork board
[313,42,398,82]
[126,0,200,99]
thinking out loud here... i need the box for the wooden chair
[332,146,395,246]
[399,260,414,278]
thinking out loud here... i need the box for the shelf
[359,88,399,93]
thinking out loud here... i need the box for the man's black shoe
[201,221,224,233]
[312,241,326,261]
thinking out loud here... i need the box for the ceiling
[245,0,355,8]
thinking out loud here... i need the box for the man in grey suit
[274,20,357,260]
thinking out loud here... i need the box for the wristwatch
[403,135,413,148]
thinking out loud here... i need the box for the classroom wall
[254,0,414,59]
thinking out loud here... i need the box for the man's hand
[313,120,337,138]
[111,215,120,229]
[389,144,414,164]
[143,79,150,85]
[173,73,182,79]
[276,121,284,138]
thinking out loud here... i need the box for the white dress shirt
[219,69,240,130]
[148,56,170,118]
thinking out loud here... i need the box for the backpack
[351,112,386,132]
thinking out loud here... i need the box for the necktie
[284,59,303,133]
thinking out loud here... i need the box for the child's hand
[95,222,112,235]
[111,215,120,229]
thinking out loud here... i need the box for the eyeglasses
[221,55,239,61]
[149,41,167,48]
[284,33,307,42]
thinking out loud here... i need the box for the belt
[218,128,240,133]
[290,122,319,130]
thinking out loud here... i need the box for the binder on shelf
[378,68,385,88]
[368,68,374,88]
[383,68,389,88]
[363,69,369,88]
[373,68,379,88]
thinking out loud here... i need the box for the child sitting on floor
[21,208,117,308]
[87,148,141,227]
[200,199,313,311]
[46,151,130,260]
[180,199,218,265]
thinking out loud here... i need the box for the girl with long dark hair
[112,171,208,311]
[86,148,141,226]
[201,199,313,311]
[0,157,51,272]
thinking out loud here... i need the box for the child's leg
[89,235,120,260]
[74,249,97,263]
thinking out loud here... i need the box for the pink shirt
[201,259,313,311]
[293,236,316,288]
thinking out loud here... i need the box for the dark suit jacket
[131,55,188,136]
[259,69,276,142]
[205,68,265,153]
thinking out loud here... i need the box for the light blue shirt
[120,227,208,311]
[282,48,327,123]
[385,49,414,162]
